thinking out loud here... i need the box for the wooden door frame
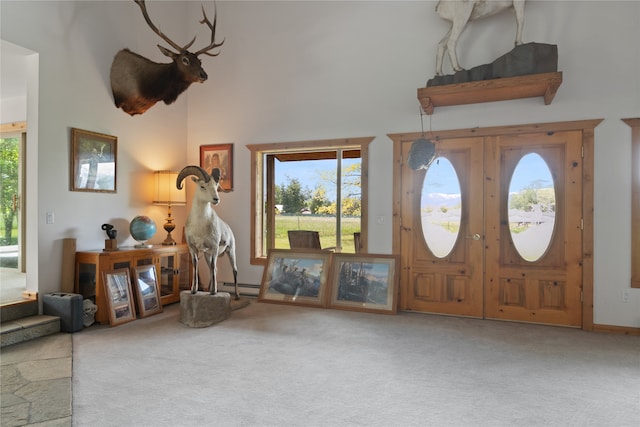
[622,118,640,288]
[0,122,27,273]
[389,119,602,331]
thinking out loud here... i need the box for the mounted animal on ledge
[110,0,224,116]
[435,0,526,76]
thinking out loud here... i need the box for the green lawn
[274,215,360,252]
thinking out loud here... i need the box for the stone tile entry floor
[1,333,72,426]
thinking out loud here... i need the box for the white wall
[0,40,29,123]
[1,1,639,328]
[0,96,26,124]
[186,0,640,328]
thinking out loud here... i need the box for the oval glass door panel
[421,157,461,258]
[508,153,557,262]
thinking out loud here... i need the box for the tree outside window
[0,136,19,247]
[247,137,373,264]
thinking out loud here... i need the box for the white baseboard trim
[220,282,260,297]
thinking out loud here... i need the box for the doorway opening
[0,124,26,305]
[1,39,38,307]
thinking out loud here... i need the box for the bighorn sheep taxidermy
[435,0,526,76]
[177,166,239,299]
[110,0,224,115]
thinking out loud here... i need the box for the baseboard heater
[219,282,260,297]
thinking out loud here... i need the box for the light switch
[46,211,54,224]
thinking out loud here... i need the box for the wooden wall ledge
[418,72,562,115]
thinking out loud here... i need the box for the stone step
[0,298,38,323]
[0,315,61,348]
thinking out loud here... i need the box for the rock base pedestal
[180,291,231,328]
[427,42,558,87]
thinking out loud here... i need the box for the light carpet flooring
[71,300,640,427]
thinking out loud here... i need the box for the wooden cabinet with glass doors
[75,245,191,324]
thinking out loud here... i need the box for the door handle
[466,233,481,240]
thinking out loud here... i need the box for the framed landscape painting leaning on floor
[102,268,136,326]
[328,253,399,315]
[259,249,331,308]
[132,265,163,318]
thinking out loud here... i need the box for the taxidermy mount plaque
[110,0,224,116]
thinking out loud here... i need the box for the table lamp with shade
[153,170,186,245]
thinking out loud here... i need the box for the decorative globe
[129,216,156,247]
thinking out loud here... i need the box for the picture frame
[200,143,233,191]
[258,249,331,308]
[70,128,117,193]
[102,268,136,326]
[132,265,163,318]
[328,254,400,315]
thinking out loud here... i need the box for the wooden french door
[399,137,485,317]
[397,129,584,327]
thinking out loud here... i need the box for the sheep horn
[210,167,232,193]
[176,165,210,189]
[211,167,221,183]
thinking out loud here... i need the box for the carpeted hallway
[72,300,639,427]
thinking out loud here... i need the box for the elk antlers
[134,0,224,57]
[110,1,225,115]
[195,4,224,57]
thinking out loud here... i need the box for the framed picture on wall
[200,143,233,191]
[70,128,117,193]
[258,249,331,308]
[102,268,136,326]
[132,265,163,318]
[327,253,399,315]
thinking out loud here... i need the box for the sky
[275,158,360,200]
[274,153,552,201]
[425,153,553,195]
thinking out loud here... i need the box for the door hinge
[581,218,584,230]
[581,145,584,158]
[581,291,584,303]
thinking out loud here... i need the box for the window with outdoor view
[0,134,20,255]
[247,137,373,264]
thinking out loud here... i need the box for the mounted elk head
[110,0,224,116]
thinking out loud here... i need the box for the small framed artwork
[102,268,136,326]
[200,143,233,191]
[258,249,331,308]
[70,128,117,193]
[132,265,163,318]
[328,254,400,315]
